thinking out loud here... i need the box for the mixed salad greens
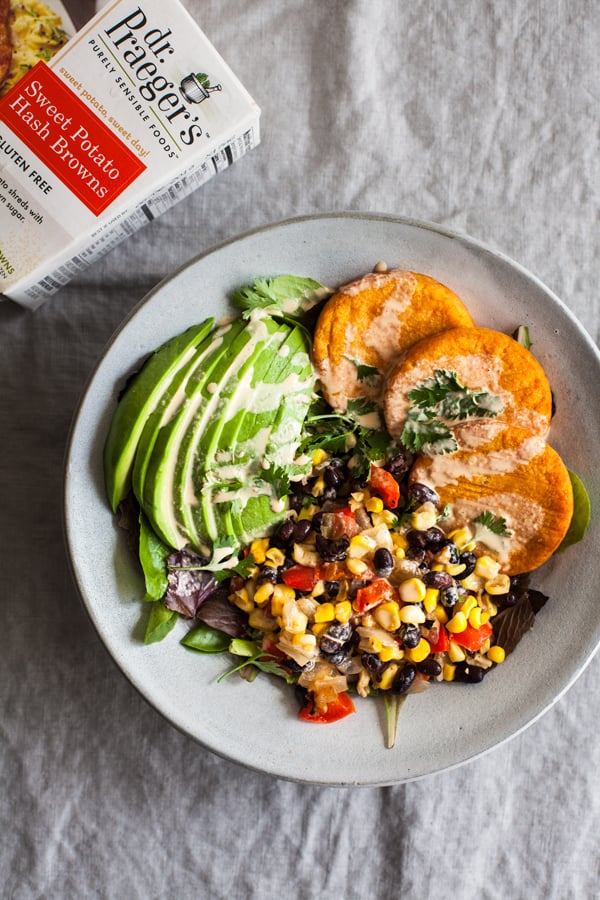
[104,272,590,747]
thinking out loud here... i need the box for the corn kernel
[311,622,328,636]
[371,510,398,528]
[468,606,482,629]
[311,580,325,598]
[456,594,477,617]
[406,638,431,663]
[443,664,456,682]
[334,600,352,623]
[248,607,277,631]
[368,636,383,653]
[448,640,466,662]
[446,562,466,577]
[411,503,438,531]
[480,639,491,653]
[379,645,403,662]
[347,558,368,576]
[312,448,328,466]
[398,577,426,604]
[254,581,274,606]
[231,588,254,614]
[271,583,295,616]
[394,547,406,559]
[461,573,483,592]
[474,555,500,580]
[366,496,384,514]
[487,645,506,664]
[448,527,473,549]
[265,547,285,567]
[292,633,317,653]
[374,600,402,632]
[285,607,308,635]
[480,611,491,625]
[376,663,399,691]
[433,604,449,624]
[431,563,445,572]
[447,611,468,633]
[423,588,439,614]
[298,503,319,521]
[293,543,320,567]
[250,538,269,565]
[391,532,409,551]
[399,604,426,625]
[485,574,511,595]
[311,477,326,497]
[349,533,377,557]
[314,602,335,623]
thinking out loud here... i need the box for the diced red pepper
[298,690,356,723]
[451,621,493,651]
[368,464,400,509]
[260,636,286,660]
[354,578,395,614]
[428,623,448,653]
[281,565,317,591]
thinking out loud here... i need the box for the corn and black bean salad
[226,448,514,725]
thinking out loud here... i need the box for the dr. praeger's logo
[179,72,222,104]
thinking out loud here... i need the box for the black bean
[385,453,412,481]
[440,584,459,608]
[392,663,417,695]
[319,487,338,503]
[283,657,315,673]
[373,547,394,577]
[272,519,295,546]
[408,482,440,506]
[294,685,310,708]
[407,530,428,549]
[292,519,312,543]
[315,534,350,562]
[424,527,445,550]
[257,566,280,585]
[454,663,486,684]
[457,551,477,579]
[326,622,353,642]
[326,650,347,667]
[361,652,386,677]
[423,570,454,590]
[323,579,340,597]
[324,464,346,489]
[399,624,421,649]
[417,658,442,677]
[406,547,426,564]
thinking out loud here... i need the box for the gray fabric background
[1,1,599,897]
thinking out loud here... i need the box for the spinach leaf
[144,603,177,644]
[557,470,591,552]
[138,511,170,600]
[181,623,230,653]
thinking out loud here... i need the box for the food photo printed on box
[0,0,260,307]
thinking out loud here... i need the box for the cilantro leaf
[344,356,381,383]
[260,463,291,498]
[473,511,513,537]
[212,555,257,582]
[401,369,503,456]
[231,275,330,321]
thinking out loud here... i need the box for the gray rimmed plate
[64,213,600,785]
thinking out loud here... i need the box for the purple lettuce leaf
[164,549,217,618]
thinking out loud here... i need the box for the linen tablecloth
[2,1,599,897]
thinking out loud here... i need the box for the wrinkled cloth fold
[1,1,599,898]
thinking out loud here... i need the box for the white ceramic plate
[64,213,600,785]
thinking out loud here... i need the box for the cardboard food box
[0,0,260,307]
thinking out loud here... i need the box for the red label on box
[0,62,146,216]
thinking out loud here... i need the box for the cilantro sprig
[473,511,513,538]
[401,369,503,456]
[300,398,395,479]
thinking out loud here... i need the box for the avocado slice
[175,316,291,551]
[198,325,314,550]
[131,325,226,506]
[193,323,306,549]
[103,320,214,512]
[140,317,262,550]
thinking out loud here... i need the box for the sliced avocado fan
[103,320,214,512]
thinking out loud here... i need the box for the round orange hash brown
[384,326,553,445]
[312,270,474,412]
[409,425,573,575]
